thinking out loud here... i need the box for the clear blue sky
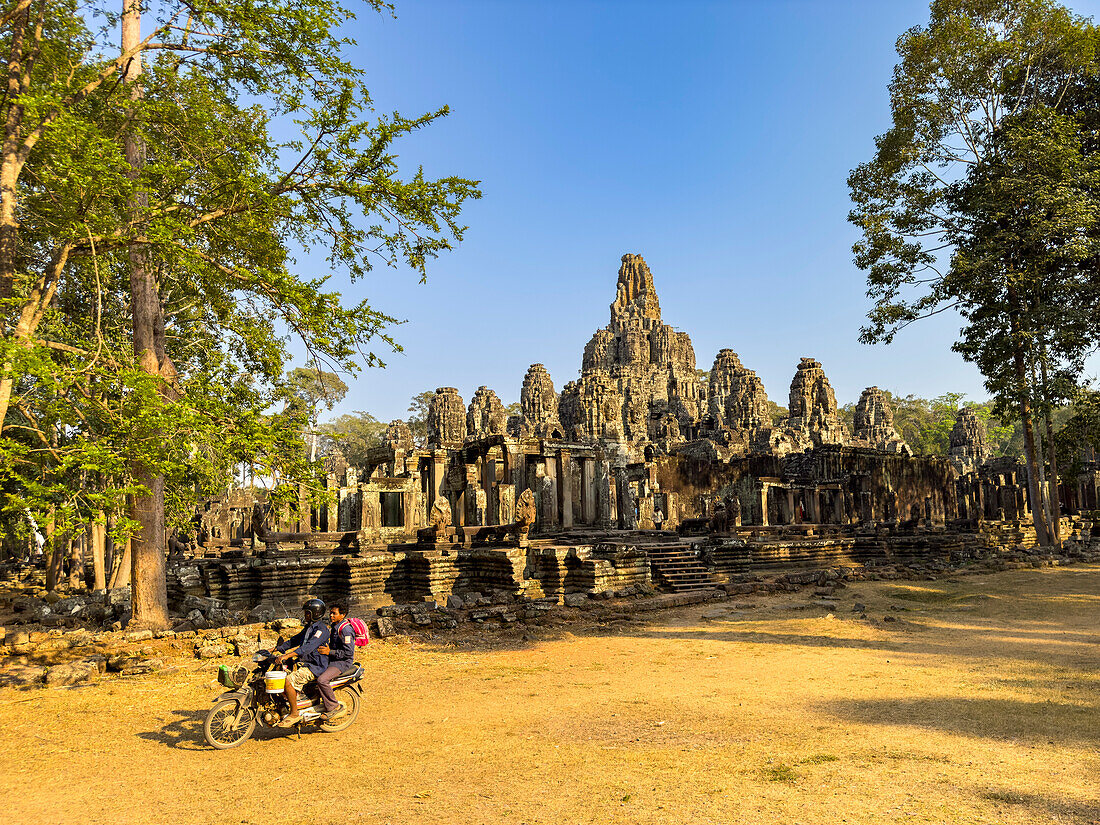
[302,0,1100,424]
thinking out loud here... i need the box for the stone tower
[853,387,911,455]
[426,387,466,448]
[949,407,990,471]
[781,358,849,450]
[570,254,698,447]
[467,386,507,439]
[520,364,562,438]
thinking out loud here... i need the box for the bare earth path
[2,565,1098,825]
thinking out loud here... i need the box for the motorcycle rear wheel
[320,686,360,733]
[203,698,257,749]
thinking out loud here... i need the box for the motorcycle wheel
[320,686,361,733]
[203,698,257,749]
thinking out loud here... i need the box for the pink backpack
[339,617,371,647]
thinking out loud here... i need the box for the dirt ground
[2,564,1098,825]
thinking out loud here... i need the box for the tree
[948,105,1100,538]
[848,0,1099,545]
[319,410,386,466]
[1055,387,1100,484]
[838,390,1020,457]
[1,1,480,626]
[284,367,349,462]
[406,390,434,447]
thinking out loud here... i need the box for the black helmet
[303,598,326,621]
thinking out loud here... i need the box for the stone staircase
[645,543,720,592]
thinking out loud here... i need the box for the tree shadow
[977,787,1100,825]
[814,696,1099,747]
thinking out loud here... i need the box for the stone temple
[183,254,1099,615]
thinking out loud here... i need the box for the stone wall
[167,539,654,613]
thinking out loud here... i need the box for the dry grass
[2,564,1099,825]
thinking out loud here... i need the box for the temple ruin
[185,254,1100,613]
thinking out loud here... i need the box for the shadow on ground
[814,696,1099,747]
[976,786,1100,825]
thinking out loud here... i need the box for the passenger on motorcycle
[315,601,355,721]
[273,598,330,726]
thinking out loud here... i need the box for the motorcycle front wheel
[203,698,257,749]
[320,686,361,733]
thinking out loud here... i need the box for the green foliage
[1055,388,1100,480]
[766,400,788,427]
[849,0,1100,543]
[406,389,435,447]
[838,390,1022,458]
[848,0,1100,394]
[318,410,387,466]
[0,1,480,550]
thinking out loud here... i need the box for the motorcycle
[203,648,364,749]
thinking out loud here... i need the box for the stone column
[859,491,873,524]
[757,484,769,527]
[558,449,573,529]
[484,457,497,526]
[595,460,612,528]
[582,458,596,525]
[326,474,338,533]
[298,484,310,533]
[403,488,421,532]
[618,473,638,530]
[430,453,447,510]
[786,489,797,524]
[543,457,559,529]
[498,483,515,525]
[455,488,466,527]
[504,443,525,492]
[806,489,820,523]
[360,485,381,535]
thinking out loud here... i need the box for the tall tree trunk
[91,515,107,590]
[123,0,168,629]
[1038,354,1062,544]
[1008,285,1050,546]
[0,0,29,305]
[67,531,82,589]
[108,537,131,589]
[1029,360,1056,542]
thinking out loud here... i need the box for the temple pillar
[297,484,310,533]
[595,460,613,528]
[757,484,769,527]
[558,450,573,529]
[484,457,497,525]
[326,474,338,533]
[546,457,559,529]
[582,458,596,525]
[429,453,446,511]
[360,485,381,535]
[504,443,525,492]
[618,472,637,529]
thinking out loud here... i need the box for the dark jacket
[328,619,357,668]
[277,619,330,676]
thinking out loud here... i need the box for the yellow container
[264,670,287,693]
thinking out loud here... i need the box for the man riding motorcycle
[273,598,330,727]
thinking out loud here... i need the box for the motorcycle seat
[329,663,362,684]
